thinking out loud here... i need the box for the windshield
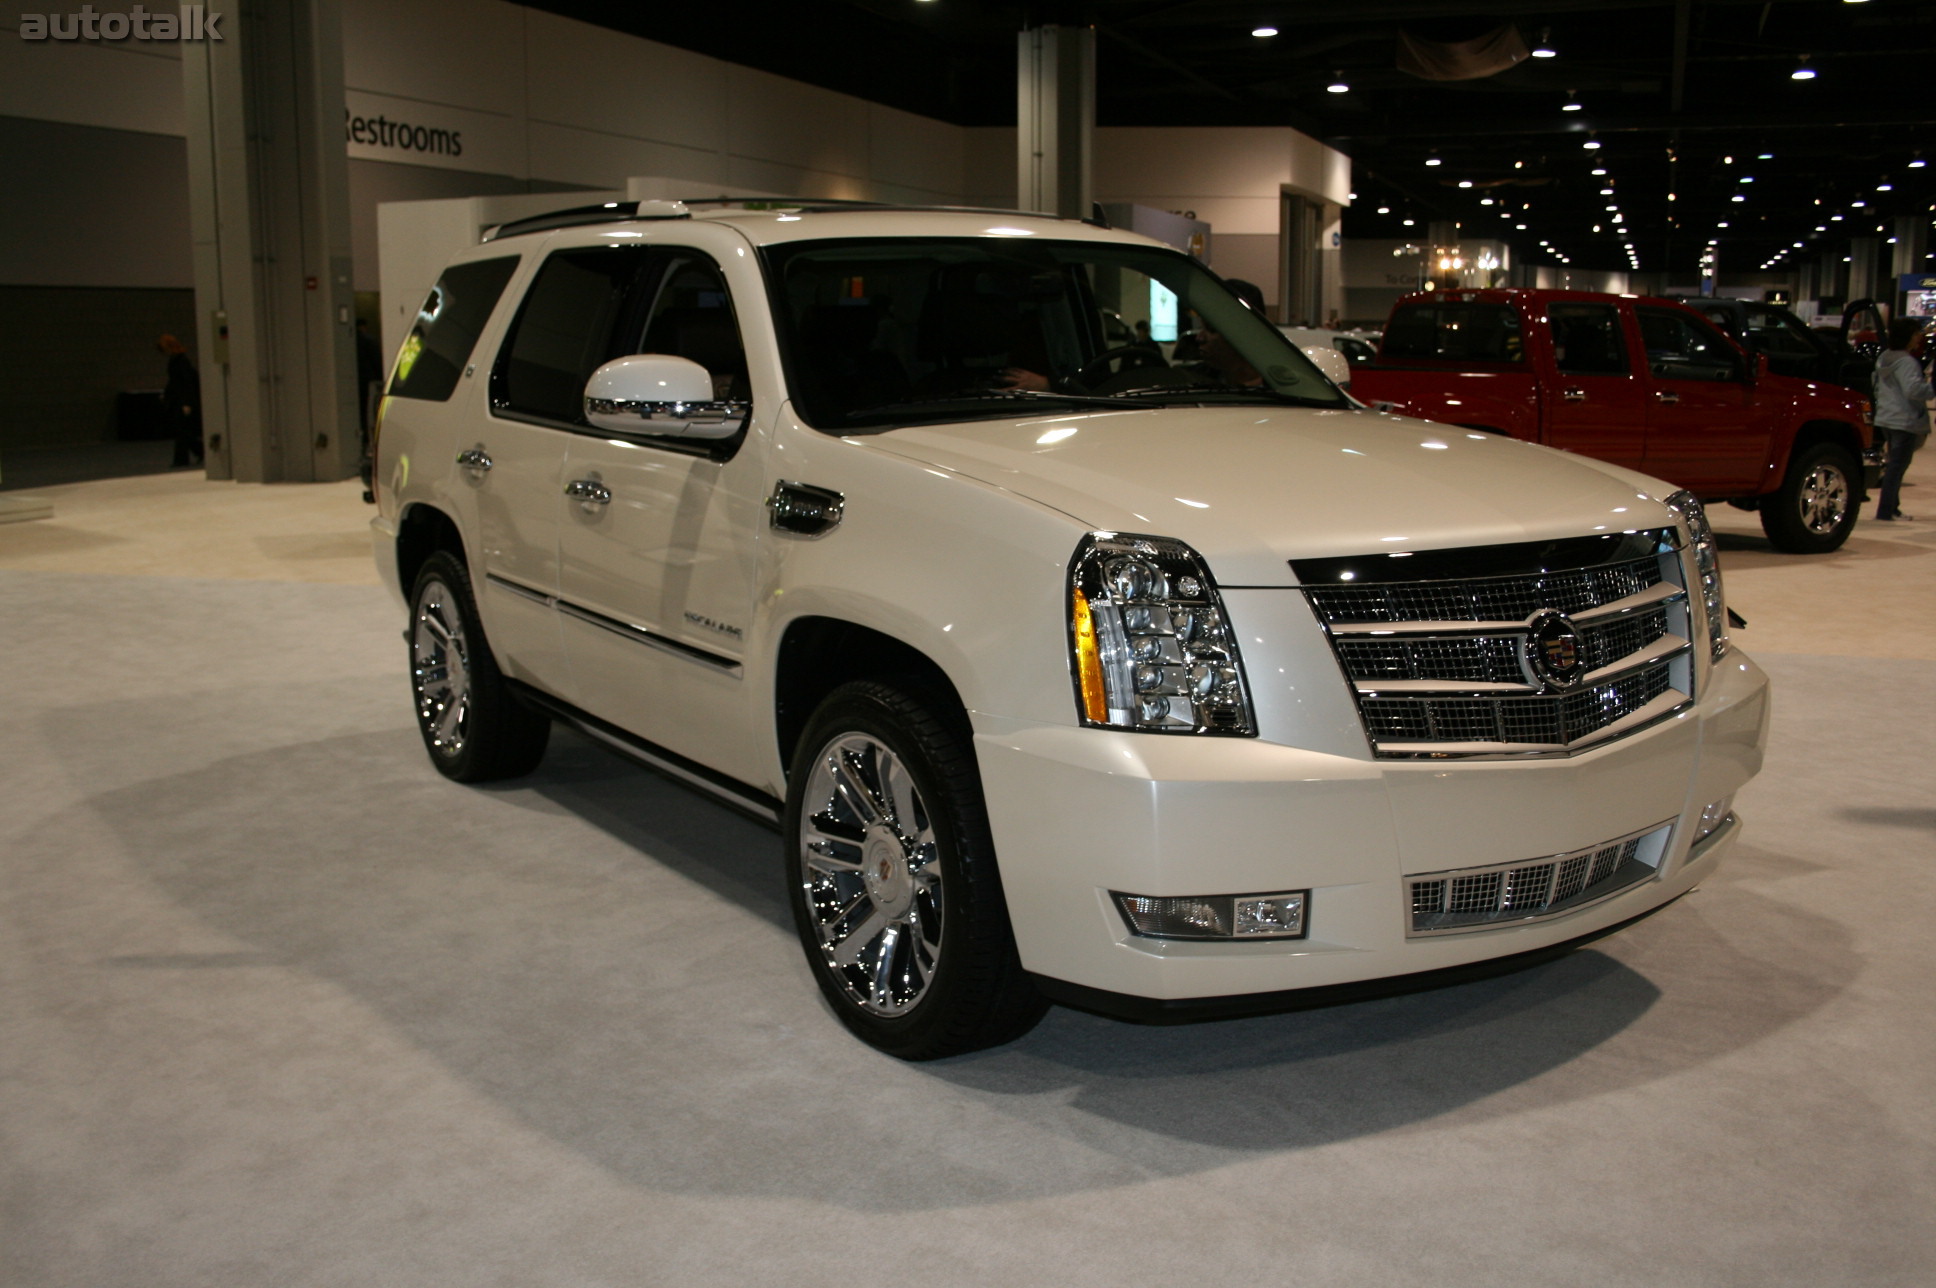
[763,236,1347,431]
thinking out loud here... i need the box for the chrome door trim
[556,600,743,675]
[484,574,742,676]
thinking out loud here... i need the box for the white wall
[4,0,1354,307]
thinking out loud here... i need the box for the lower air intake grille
[1406,823,1672,935]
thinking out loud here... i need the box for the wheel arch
[395,502,467,595]
[774,617,970,780]
[1777,419,1867,480]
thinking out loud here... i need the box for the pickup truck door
[1539,300,1649,470]
[550,246,765,783]
[1636,305,1771,493]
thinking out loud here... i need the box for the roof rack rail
[481,196,1105,242]
[483,200,692,241]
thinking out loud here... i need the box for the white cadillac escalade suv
[371,200,1769,1059]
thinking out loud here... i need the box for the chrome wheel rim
[411,577,472,757]
[1799,462,1851,536]
[797,733,943,1016]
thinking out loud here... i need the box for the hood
[862,405,1679,585]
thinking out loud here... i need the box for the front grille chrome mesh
[1407,823,1672,935]
[1297,530,1694,758]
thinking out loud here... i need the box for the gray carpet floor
[2,568,1931,1286]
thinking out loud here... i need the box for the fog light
[1112,890,1308,940]
[1693,796,1734,845]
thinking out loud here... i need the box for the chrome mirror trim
[585,396,748,439]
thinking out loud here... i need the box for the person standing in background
[158,334,202,469]
[1873,317,1932,521]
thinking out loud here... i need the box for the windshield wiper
[858,388,1162,416]
[1104,382,1347,408]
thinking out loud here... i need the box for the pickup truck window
[1548,303,1630,375]
[1637,306,1743,382]
[1381,302,1525,364]
[1742,305,1822,360]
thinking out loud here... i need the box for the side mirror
[583,354,747,440]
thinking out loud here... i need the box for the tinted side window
[1637,307,1742,381]
[1548,303,1629,375]
[639,253,749,402]
[493,247,654,424]
[388,256,519,402]
[1381,303,1525,363]
[1743,306,1820,358]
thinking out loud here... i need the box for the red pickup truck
[1351,289,1878,553]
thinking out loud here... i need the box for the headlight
[1663,490,1729,661]
[1068,532,1255,734]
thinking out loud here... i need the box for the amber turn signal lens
[1072,589,1108,723]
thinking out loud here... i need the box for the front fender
[747,413,1092,781]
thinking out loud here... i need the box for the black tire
[784,681,1046,1059]
[1759,442,1860,553]
[407,550,551,782]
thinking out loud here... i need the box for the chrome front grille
[1294,530,1694,758]
[1406,822,1673,935]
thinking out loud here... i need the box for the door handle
[1562,388,1587,403]
[455,446,493,475]
[1655,391,1680,406]
[565,478,612,511]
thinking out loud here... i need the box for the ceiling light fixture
[1532,27,1557,58]
[1791,56,1816,81]
[1562,91,1582,112]
[1252,26,1278,38]
[1425,153,1441,167]
[1327,71,1350,93]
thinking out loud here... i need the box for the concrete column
[1847,237,1880,303]
[1017,25,1094,219]
[184,0,358,482]
[1891,215,1927,279]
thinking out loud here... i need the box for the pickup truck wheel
[408,551,550,782]
[1760,443,1859,554]
[786,681,1047,1059]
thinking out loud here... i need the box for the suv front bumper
[974,649,1769,1007]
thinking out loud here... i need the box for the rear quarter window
[388,256,520,402]
[1380,302,1525,364]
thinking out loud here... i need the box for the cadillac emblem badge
[1522,608,1588,690]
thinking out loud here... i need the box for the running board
[507,680,782,829]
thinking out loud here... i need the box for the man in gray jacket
[1874,318,1932,521]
